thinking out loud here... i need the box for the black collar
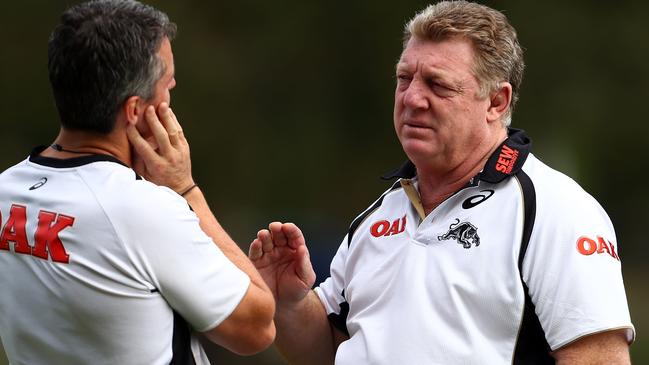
[381,128,532,184]
[28,145,128,168]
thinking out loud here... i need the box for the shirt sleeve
[117,184,250,332]
[523,177,635,350]
[315,235,349,333]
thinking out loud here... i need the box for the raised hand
[126,102,195,194]
[249,222,316,306]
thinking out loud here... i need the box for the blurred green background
[1,0,647,363]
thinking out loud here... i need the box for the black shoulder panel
[169,311,196,365]
[513,171,554,364]
[346,180,401,247]
[328,290,351,337]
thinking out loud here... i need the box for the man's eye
[433,83,449,91]
[430,81,457,96]
[396,75,412,89]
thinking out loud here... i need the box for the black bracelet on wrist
[180,183,198,197]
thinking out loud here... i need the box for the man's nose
[403,79,429,110]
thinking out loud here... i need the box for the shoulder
[346,180,406,246]
[0,157,31,181]
[522,154,609,223]
[520,153,619,267]
[519,156,633,350]
[78,163,190,228]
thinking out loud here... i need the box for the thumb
[295,245,315,287]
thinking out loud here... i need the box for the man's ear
[486,82,512,124]
[124,95,143,126]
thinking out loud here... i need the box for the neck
[417,129,507,215]
[40,127,132,166]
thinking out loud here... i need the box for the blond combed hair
[404,1,524,127]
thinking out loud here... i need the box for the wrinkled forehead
[397,37,477,71]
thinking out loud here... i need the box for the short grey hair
[404,1,524,127]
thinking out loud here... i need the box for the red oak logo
[576,236,619,261]
[0,204,74,263]
[370,215,406,237]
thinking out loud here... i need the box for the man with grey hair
[249,1,634,364]
[0,1,275,364]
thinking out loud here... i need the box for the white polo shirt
[0,148,250,365]
[315,129,634,364]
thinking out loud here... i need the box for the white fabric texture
[316,151,634,365]
[0,153,249,365]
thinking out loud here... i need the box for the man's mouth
[404,122,431,130]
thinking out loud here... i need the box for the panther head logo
[437,218,480,249]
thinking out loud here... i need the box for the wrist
[179,183,198,197]
[275,290,314,316]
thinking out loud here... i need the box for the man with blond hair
[249,1,635,364]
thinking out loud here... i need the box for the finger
[144,105,173,154]
[144,134,159,152]
[258,229,274,253]
[295,244,316,286]
[157,103,179,146]
[282,222,306,250]
[168,108,190,155]
[131,153,146,177]
[168,107,183,133]
[249,238,263,261]
[168,107,188,146]
[126,123,161,165]
[269,221,287,247]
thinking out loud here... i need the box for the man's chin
[401,138,436,156]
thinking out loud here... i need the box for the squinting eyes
[395,76,457,97]
[432,85,457,97]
